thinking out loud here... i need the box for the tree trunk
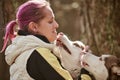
[0,0,26,80]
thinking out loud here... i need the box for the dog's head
[53,32,88,78]
[81,53,120,80]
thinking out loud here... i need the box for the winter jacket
[5,30,73,80]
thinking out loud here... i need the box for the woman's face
[36,6,59,42]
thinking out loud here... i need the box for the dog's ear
[101,55,111,61]
[104,55,118,69]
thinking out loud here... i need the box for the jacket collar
[18,30,50,43]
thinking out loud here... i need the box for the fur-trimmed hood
[5,35,53,65]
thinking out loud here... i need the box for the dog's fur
[81,53,120,80]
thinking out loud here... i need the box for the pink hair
[16,0,49,30]
[1,20,16,52]
[1,0,49,53]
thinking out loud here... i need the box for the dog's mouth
[80,54,89,67]
[82,61,89,67]
[56,39,71,55]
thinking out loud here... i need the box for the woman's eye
[48,20,53,23]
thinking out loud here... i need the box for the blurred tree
[0,0,14,79]
[0,0,26,80]
[50,0,120,56]
[78,0,120,56]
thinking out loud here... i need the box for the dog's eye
[73,43,84,50]
[99,57,102,61]
[73,43,80,47]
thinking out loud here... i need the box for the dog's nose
[58,32,64,35]
[81,46,90,54]
[84,46,89,52]
[57,32,64,39]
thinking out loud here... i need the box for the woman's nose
[54,20,59,28]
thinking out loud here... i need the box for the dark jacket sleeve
[26,50,65,80]
[78,68,96,80]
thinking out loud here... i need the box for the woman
[1,0,73,80]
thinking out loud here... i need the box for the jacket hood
[5,35,54,65]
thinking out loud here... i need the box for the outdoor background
[0,0,120,80]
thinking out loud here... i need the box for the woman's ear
[28,22,38,34]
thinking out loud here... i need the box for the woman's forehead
[43,6,54,19]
